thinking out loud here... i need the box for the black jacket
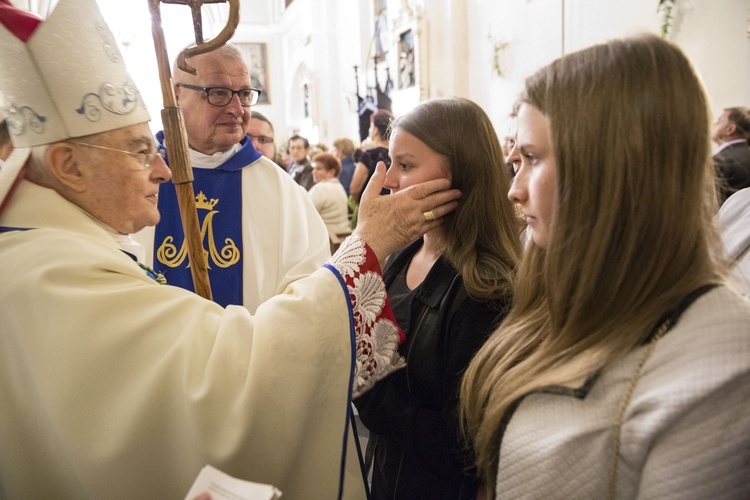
[354,239,511,500]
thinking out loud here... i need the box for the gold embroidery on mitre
[157,191,241,269]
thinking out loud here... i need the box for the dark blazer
[354,239,511,500]
[289,158,314,191]
[715,141,750,205]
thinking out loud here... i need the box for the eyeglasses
[68,141,163,170]
[177,83,261,107]
[248,134,274,145]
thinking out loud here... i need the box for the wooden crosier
[147,0,240,300]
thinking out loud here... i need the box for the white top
[309,178,351,243]
[495,286,750,499]
[717,187,750,295]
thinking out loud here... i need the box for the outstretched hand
[355,161,461,262]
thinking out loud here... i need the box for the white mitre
[0,0,150,205]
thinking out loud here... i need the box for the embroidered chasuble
[154,134,261,307]
[0,179,407,499]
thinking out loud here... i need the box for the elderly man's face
[75,123,171,234]
[175,53,251,155]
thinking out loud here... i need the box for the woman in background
[350,108,394,203]
[354,98,522,500]
[461,34,750,499]
[308,153,351,249]
[331,137,358,198]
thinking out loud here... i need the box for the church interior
[2,1,750,497]
[15,0,750,151]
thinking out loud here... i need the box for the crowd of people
[0,0,749,499]
[251,107,400,247]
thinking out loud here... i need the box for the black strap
[349,407,372,500]
[642,284,718,344]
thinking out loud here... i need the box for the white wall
[232,19,287,145]
[460,0,750,130]
[466,0,564,136]
[560,0,750,116]
[668,0,750,113]
[268,0,369,147]
[88,0,750,146]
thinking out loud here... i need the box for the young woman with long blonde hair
[461,34,750,499]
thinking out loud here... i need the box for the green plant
[489,37,509,78]
[658,0,676,38]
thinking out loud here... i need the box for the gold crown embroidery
[195,191,219,210]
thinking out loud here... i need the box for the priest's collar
[189,142,244,170]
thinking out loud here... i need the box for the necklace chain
[608,318,671,499]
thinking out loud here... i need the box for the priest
[0,0,460,498]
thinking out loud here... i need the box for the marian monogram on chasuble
[153,135,261,308]
[156,191,240,270]
[154,177,244,308]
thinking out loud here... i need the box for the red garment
[0,0,42,42]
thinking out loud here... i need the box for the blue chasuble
[153,133,262,307]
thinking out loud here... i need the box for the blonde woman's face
[508,104,557,248]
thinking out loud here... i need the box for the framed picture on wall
[398,29,415,89]
[386,8,427,112]
[237,43,270,105]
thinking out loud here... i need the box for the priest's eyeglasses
[68,142,163,170]
[177,83,261,107]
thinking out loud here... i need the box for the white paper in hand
[184,465,282,500]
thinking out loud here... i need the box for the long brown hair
[460,34,724,496]
[393,98,522,299]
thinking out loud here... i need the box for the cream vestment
[0,179,404,499]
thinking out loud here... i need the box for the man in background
[287,133,314,190]
[713,106,750,205]
[246,109,277,162]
